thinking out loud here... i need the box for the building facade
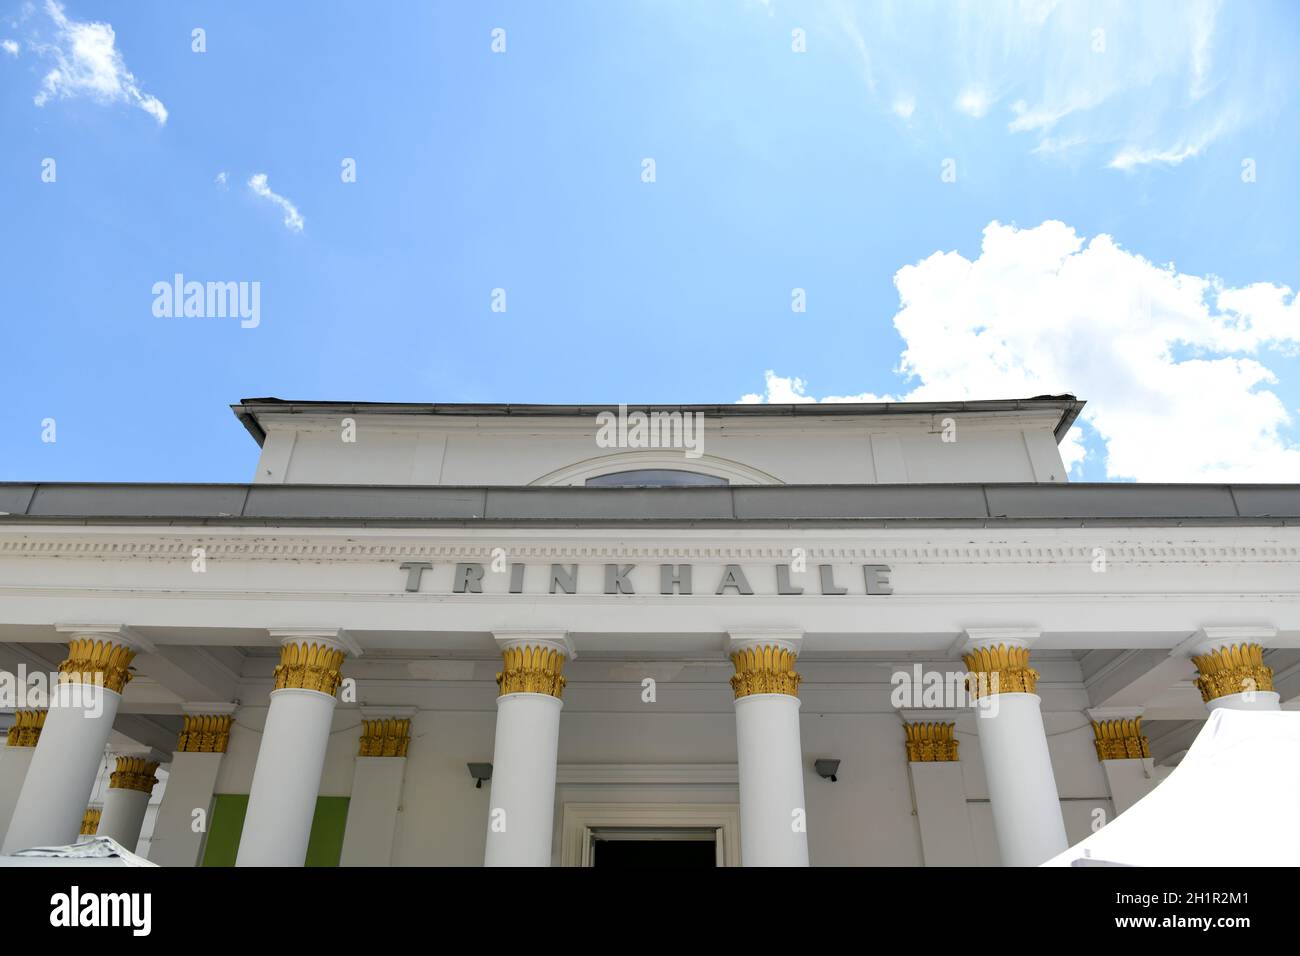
[0,396,1296,866]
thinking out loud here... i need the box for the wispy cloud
[2,38,18,56]
[821,0,1270,171]
[247,173,304,233]
[32,0,166,124]
[214,170,228,188]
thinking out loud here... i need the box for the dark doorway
[592,838,717,867]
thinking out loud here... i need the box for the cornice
[1,531,1298,565]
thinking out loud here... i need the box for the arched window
[584,469,729,488]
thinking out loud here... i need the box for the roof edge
[230,396,1087,447]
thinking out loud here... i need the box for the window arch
[584,468,728,488]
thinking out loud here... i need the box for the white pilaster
[148,703,235,867]
[728,629,809,867]
[339,709,413,866]
[484,630,573,867]
[2,625,152,853]
[962,628,1068,867]
[1087,707,1156,815]
[0,712,43,843]
[235,629,359,867]
[900,711,977,866]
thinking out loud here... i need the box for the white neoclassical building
[0,396,1296,866]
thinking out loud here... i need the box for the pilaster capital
[5,709,46,747]
[177,713,233,753]
[902,721,960,762]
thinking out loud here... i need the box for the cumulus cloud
[2,39,18,56]
[214,170,228,188]
[741,220,1300,482]
[32,0,166,124]
[247,173,304,233]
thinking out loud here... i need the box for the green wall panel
[201,794,349,867]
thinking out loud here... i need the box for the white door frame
[560,803,741,867]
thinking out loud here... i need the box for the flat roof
[0,482,1296,528]
[230,395,1087,447]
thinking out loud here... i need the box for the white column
[97,755,161,850]
[236,629,359,867]
[963,629,1068,867]
[1187,627,1281,712]
[339,711,412,866]
[148,706,234,867]
[0,711,45,843]
[2,625,151,853]
[728,630,809,867]
[484,630,573,867]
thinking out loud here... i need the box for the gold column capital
[5,709,47,747]
[358,718,411,756]
[58,637,137,694]
[1091,717,1151,760]
[1190,642,1274,703]
[80,808,101,835]
[904,722,959,762]
[273,641,347,696]
[176,714,233,753]
[496,645,568,698]
[961,642,1039,697]
[109,756,160,794]
[729,644,802,699]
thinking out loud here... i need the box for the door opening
[589,827,719,868]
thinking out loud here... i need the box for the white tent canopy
[1043,708,1300,866]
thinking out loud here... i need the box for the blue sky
[2,0,1298,483]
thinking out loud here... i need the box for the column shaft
[236,688,337,866]
[974,693,1068,866]
[484,693,562,866]
[734,694,809,866]
[2,682,124,852]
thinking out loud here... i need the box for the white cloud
[738,370,894,406]
[214,170,228,188]
[2,39,18,56]
[955,87,991,118]
[891,95,915,120]
[33,0,166,124]
[247,173,304,233]
[740,220,1300,481]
